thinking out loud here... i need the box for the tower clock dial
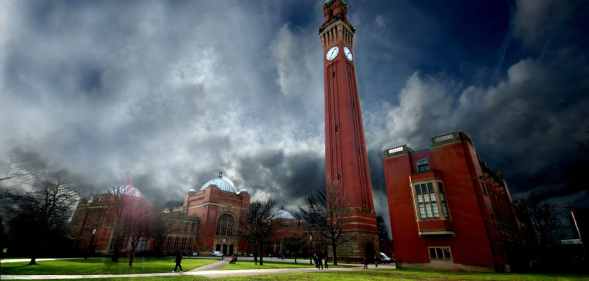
[344,47,353,61]
[326,46,339,61]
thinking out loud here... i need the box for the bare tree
[108,184,128,262]
[282,236,305,264]
[3,169,79,265]
[299,189,348,265]
[241,199,275,265]
[121,200,153,267]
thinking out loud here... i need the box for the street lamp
[89,228,97,258]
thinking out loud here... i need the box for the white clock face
[344,47,353,61]
[326,46,339,61]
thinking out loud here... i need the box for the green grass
[0,257,217,275]
[222,260,316,270]
[1,264,588,281]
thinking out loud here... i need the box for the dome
[200,174,238,194]
[275,209,295,220]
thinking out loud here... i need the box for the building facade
[320,0,378,260]
[184,173,250,256]
[160,207,200,255]
[383,132,519,271]
[71,173,310,257]
[70,184,157,256]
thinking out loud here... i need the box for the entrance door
[229,245,234,255]
[222,244,227,255]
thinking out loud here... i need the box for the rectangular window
[428,246,452,261]
[416,158,430,173]
[414,181,449,219]
[414,183,437,219]
[438,182,449,218]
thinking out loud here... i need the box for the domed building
[183,172,250,256]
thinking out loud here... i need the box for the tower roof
[200,172,239,194]
[323,0,347,6]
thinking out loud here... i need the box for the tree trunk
[28,257,37,265]
[259,243,264,265]
[331,240,338,265]
[128,251,134,267]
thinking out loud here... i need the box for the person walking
[323,255,329,270]
[174,251,183,272]
[363,256,368,270]
[374,255,379,268]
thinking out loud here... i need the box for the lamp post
[89,228,97,258]
[309,234,313,265]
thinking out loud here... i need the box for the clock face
[326,46,339,61]
[344,47,353,61]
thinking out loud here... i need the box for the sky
[1,0,588,222]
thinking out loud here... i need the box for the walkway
[1,258,81,264]
[1,266,366,280]
[188,257,228,272]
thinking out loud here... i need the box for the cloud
[1,0,587,218]
[0,1,325,207]
[369,51,589,202]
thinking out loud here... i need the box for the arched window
[216,214,234,236]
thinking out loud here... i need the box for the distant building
[183,172,250,256]
[383,132,519,271]
[70,183,155,255]
[160,207,200,255]
[268,209,305,256]
[71,172,305,257]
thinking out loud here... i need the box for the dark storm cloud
[0,0,325,206]
[1,0,587,214]
[365,0,589,206]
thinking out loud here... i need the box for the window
[415,182,438,218]
[416,158,430,173]
[482,183,489,195]
[216,214,235,236]
[413,181,449,220]
[428,246,452,261]
[438,182,449,218]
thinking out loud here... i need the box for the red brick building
[184,172,250,256]
[268,210,305,256]
[70,184,156,256]
[383,132,519,271]
[160,207,200,255]
[71,173,310,257]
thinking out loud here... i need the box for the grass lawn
[222,260,316,270]
[4,268,587,281]
[0,257,217,275]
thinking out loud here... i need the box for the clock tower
[320,0,378,261]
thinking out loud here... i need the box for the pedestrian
[323,255,329,270]
[174,251,183,272]
[254,251,258,265]
[319,256,324,270]
[363,256,368,270]
[313,254,320,270]
[374,255,379,268]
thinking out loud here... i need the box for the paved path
[188,257,228,272]
[1,258,81,264]
[1,266,366,280]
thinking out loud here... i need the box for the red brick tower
[320,0,378,260]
